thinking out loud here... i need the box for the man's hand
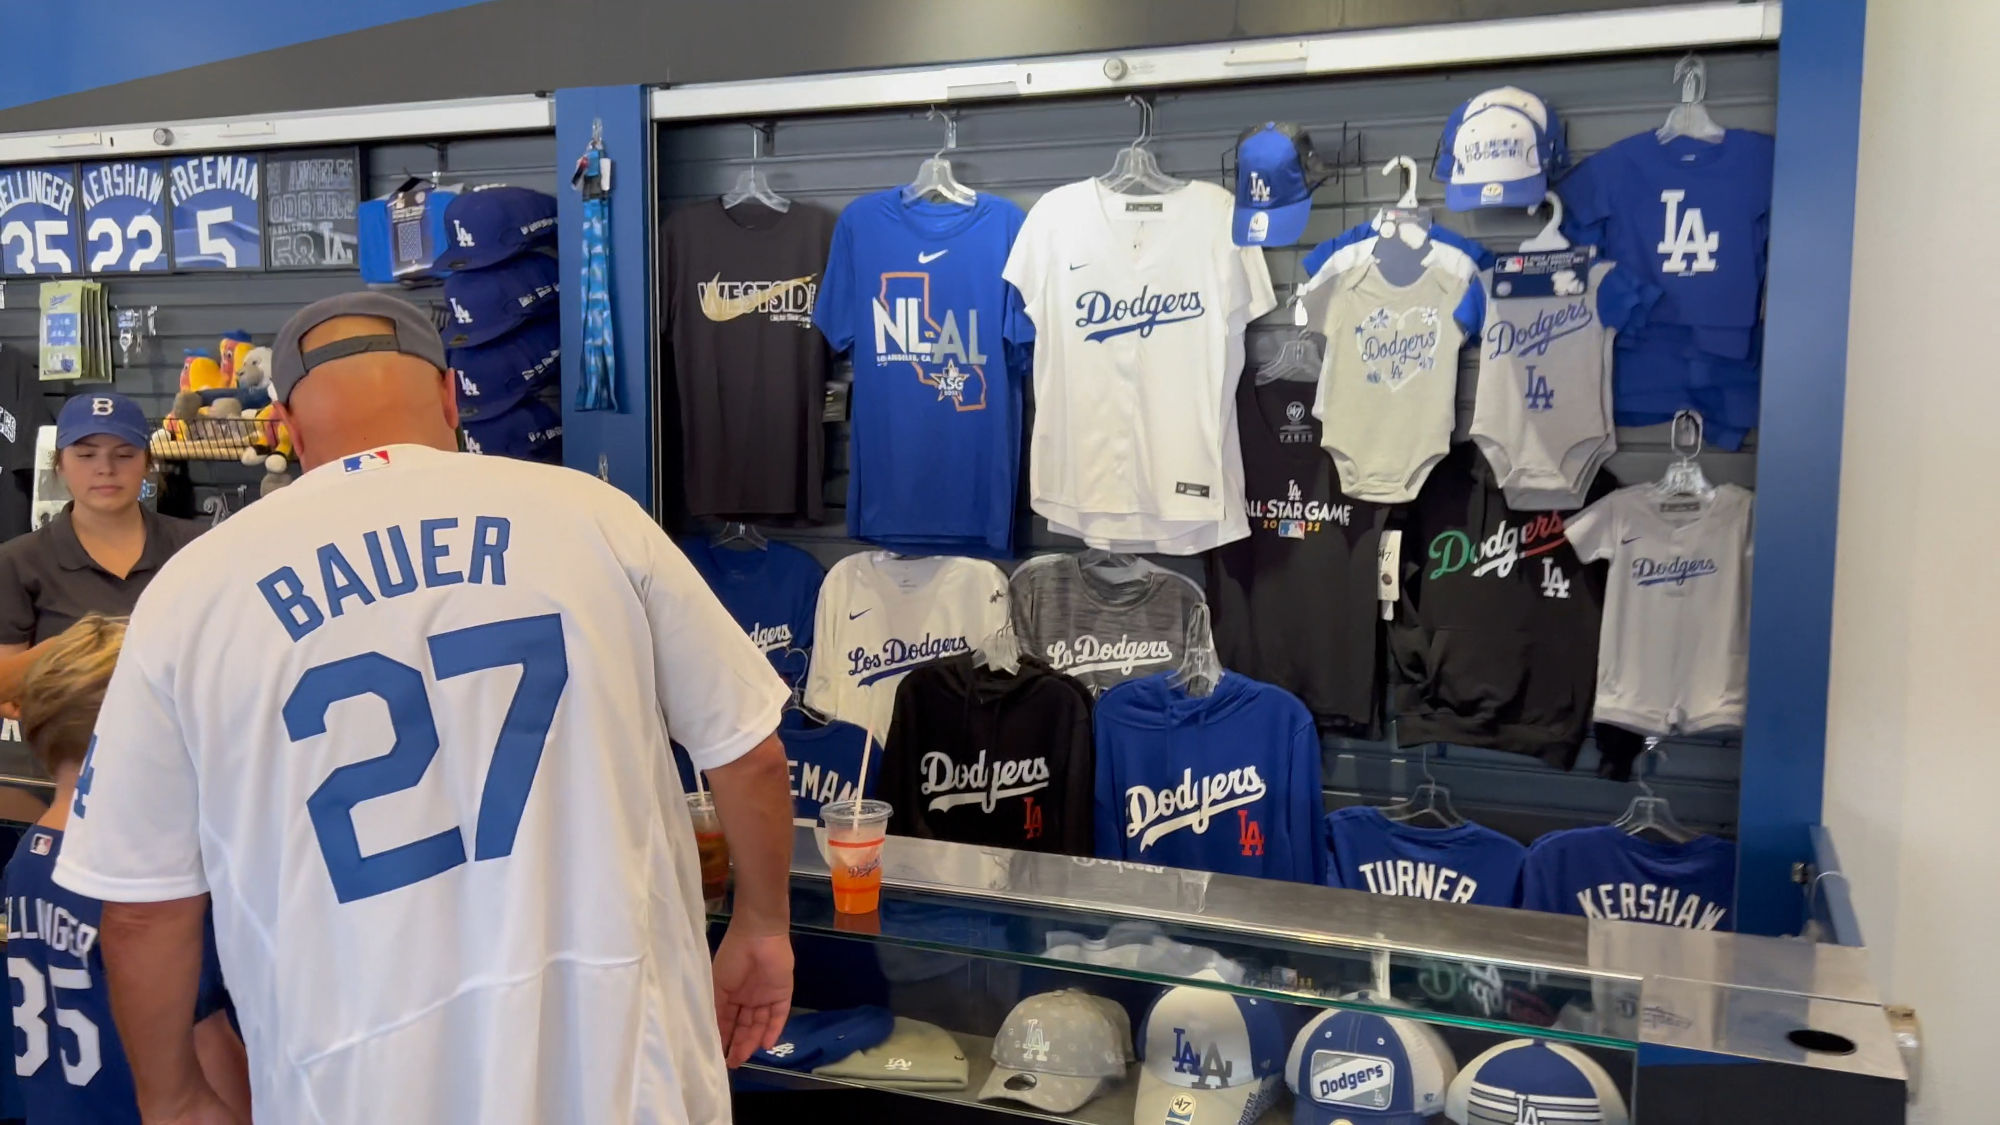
[149,1082,244,1125]
[711,926,793,1068]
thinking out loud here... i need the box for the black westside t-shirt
[662,200,834,523]
[0,349,49,543]
[1206,375,1388,736]
[882,655,1095,855]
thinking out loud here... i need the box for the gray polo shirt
[0,504,205,645]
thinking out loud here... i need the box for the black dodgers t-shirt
[662,200,834,523]
[1206,375,1387,735]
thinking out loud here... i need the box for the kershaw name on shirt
[1354,859,1481,904]
[1483,298,1594,360]
[257,515,513,643]
[791,761,862,810]
[1575,881,1727,931]
[1125,766,1268,850]
[920,749,1051,813]
[846,634,970,685]
[82,162,163,209]
[6,895,99,957]
[1044,635,1176,677]
[1073,286,1205,342]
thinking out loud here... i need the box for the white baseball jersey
[53,444,786,1125]
[804,552,1009,738]
[1004,179,1275,555]
[1565,483,1754,735]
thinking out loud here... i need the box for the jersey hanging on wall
[168,153,263,271]
[1323,805,1527,908]
[0,165,80,277]
[1521,825,1736,931]
[79,161,169,275]
[814,190,1032,558]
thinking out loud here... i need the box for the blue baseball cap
[434,185,558,272]
[1445,1039,1629,1125]
[1136,986,1288,1125]
[449,317,560,422]
[749,1006,896,1071]
[461,396,562,463]
[442,252,558,349]
[56,392,150,451]
[1437,87,1567,211]
[1234,122,1323,247]
[1286,1006,1457,1125]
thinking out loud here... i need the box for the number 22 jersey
[51,445,788,1125]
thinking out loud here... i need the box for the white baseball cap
[1286,1004,1458,1125]
[1444,1039,1628,1125]
[978,990,1134,1113]
[1439,87,1565,211]
[1135,987,1288,1125]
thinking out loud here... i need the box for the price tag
[168,154,263,270]
[80,160,169,275]
[0,166,80,277]
[1377,530,1402,620]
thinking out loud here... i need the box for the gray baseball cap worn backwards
[271,292,449,403]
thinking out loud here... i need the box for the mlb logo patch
[342,449,393,474]
[30,832,51,856]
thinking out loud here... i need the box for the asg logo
[1657,189,1719,274]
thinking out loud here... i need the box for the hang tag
[1124,201,1163,214]
[599,156,613,192]
[1377,530,1402,619]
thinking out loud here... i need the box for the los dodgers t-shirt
[815,190,1032,557]
[679,536,824,684]
[1522,825,1737,931]
[1323,806,1528,908]
[1009,554,1205,696]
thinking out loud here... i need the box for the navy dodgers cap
[442,252,559,349]
[56,391,150,451]
[449,317,560,422]
[461,396,562,463]
[749,1007,897,1071]
[434,185,558,272]
[270,292,450,404]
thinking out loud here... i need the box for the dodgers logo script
[871,273,989,410]
[1484,299,1593,360]
[1631,556,1720,588]
[1044,634,1176,677]
[1427,513,1568,581]
[920,749,1051,813]
[1310,1051,1395,1109]
[1126,766,1267,850]
[1074,286,1205,342]
[745,622,793,653]
[1354,306,1440,389]
[847,634,970,686]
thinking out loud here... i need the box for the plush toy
[235,346,274,410]
[217,333,253,387]
[256,456,292,498]
[178,350,227,394]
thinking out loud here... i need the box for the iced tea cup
[686,792,729,903]
[820,799,892,915]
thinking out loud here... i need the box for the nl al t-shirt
[804,552,1010,739]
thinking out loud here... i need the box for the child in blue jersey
[2,615,250,1123]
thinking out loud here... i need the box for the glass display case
[720,828,1906,1125]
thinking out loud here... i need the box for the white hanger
[1254,330,1323,386]
[721,124,791,212]
[1381,745,1465,829]
[1612,739,1697,843]
[711,521,768,550]
[1655,410,1716,501]
[902,106,977,207]
[1166,605,1223,698]
[1656,54,1727,144]
[973,620,1023,675]
[1383,155,1421,210]
[1518,192,1570,252]
[1099,95,1186,196]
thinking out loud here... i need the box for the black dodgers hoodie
[882,654,1095,855]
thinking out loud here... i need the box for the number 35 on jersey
[0,166,80,278]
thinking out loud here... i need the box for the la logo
[1656,189,1719,275]
[1022,1019,1051,1062]
[1249,173,1271,204]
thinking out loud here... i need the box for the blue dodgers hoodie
[1092,672,1327,883]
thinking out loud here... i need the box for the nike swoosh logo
[1621,537,1641,545]
[847,609,871,620]
[698,274,816,322]
[1068,263,1088,271]
[918,250,948,264]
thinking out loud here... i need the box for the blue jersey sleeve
[1454,278,1485,335]
[1291,719,1329,885]
[1594,260,1660,335]
[1519,837,1565,913]
[814,214,857,354]
[1556,153,1613,247]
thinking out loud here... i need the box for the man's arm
[100,894,240,1123]
[703,732,795,1068]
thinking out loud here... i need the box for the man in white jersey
[54,293,797,1124]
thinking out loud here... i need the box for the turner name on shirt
[920,749,1051,813]
[1574,880,1728,931]
[1353,860,1482,904]
[847,634,971,685]
[1044,634,1176,677]
[1125,765,1268,850]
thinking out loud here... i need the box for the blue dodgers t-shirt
[1521,825,1737,932]
[1092,673,1327,884]
[1558,129,1775,346]
[814,190,1033,558]
[1302,220,1496,280]
[1323,805,1528,908]
[781,715,877,822]
[679,537,824,685]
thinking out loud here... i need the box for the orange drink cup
[820,799,891,914]
[686,792,729,902]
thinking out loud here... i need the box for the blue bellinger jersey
[679,537,824,685]
[1521,825,1737,931]
[1323,805,1528,908]
[815,190,1032,557]
[5,827,227,1124]
[1093,672,1327,883]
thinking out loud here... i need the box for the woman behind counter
[0,391,204,707]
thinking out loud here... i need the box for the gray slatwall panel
[658,50,1776,839]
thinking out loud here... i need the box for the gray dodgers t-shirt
[1009,555,1205,695]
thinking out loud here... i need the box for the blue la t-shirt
[814,190,1033,558]
[679,537,823,685]
[1323,805,1528,908]
[1521,825,1737,931]
[1558,129,1774,346]
[781,715,877,822]
[1092,673,1326,884]
[4,827,231,1124]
